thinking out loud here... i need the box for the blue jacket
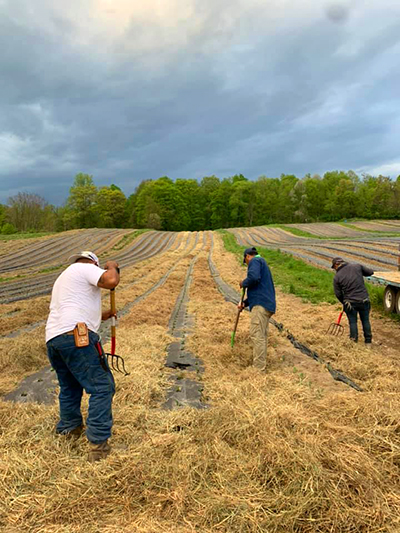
[242,255,276,313]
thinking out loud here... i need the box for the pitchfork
[106,288,130,375]
[327,311,344,336]
[231,288,246,347]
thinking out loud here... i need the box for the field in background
[229,220,400,272]
[0,222,400,532]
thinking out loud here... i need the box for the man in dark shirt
[332,257,374,344]
[238,247,276,371]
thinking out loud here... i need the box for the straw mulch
[211,233,400,393]
[0,236,399,532]
[0,296,50,336]
[0,232,200,392]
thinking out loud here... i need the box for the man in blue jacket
[238,247,276,371]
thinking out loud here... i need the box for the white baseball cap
[68,250,100,266]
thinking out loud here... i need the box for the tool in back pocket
[73,322,89,347]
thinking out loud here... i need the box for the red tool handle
[110,289,116,356]
[336,311,343,325]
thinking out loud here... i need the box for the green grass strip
[277,225,328,239]
[219,230,388,314]
[0,274,26,283]
[271,224,400,240]
[337,221,400,235]
[38,265,63,274]
[104,229,150,254]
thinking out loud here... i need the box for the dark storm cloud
[0,0,400,205]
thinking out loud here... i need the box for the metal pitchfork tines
[106,352,130,376]
[107,288,130,376]
[327,311,344,336]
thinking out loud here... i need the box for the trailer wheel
[383,286,397,313]
[395,290,400,315]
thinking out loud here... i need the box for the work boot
[88,440,111,462]
[68,425,84,437]
[56,424,84,438]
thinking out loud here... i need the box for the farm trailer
[368,244,400,314]
[369,271,400,314]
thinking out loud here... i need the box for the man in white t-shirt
[46,250,120,462]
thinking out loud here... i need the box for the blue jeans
[47,331,115,444]
[344,300,372,343]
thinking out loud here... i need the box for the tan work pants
[249,305,273,371]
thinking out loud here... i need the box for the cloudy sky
[1,0,400,204]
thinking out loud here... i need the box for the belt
[64,329,95,335]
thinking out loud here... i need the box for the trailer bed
[369,271,400,288]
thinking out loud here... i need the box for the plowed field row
[0,232,79,259]
[0,231,177,304]
[281,245,396,271]
[0,232,202,338]
[234,226,400,271]
[229,227,303,246]
[349,220,400,232]
[0,229,131,273]
[287,222,366,237]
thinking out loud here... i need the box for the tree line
[1,171,399,234]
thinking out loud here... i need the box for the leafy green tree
[391,176,400,216]
[278,174,299,222]
[332,178,357,218]
[67,173,98,228]
[252,177,281,224]
[199,176,220,229]
[135,177,190,231]
[303,174,326,221]
[290,180,309,222]
[0,204,7,229]
[323,171,354,219]
[371,176,395,218]
[151,177,190,231]
[126,180,153,228]
[96,186,127,227]
[5,169,398,234]
[7,192,48,232]
[1,222,17,234]
[175,179,205,231]
[40,204,58,231]
[229,179,255,227]
[147,212,162,229]
[135,181,158,228]
[210,178,233,229]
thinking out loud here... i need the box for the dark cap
[243,247,258,264]
[331,257,344,269]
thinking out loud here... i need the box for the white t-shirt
[45,263,106,343]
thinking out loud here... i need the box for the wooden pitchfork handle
[110,288,116,356]
[231,288,246,347]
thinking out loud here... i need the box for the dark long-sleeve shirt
[333,262,374,303]
[242,255,276,313]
